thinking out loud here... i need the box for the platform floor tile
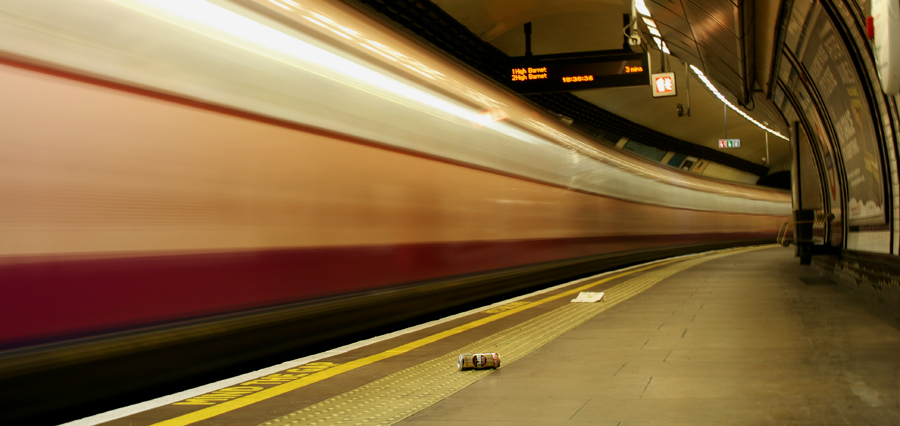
[398,247,900,426]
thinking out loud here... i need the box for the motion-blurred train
[0,0,791,422]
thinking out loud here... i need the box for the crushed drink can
[457,353,500,370]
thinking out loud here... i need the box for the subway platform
[80,245,900,426]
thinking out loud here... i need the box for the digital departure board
[508,52,649,94]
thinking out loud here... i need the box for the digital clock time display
[562,75,594,83]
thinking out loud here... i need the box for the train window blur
[622,140,667,162]
[681,157,699,171]
[571,121,621,145]
[667,153,687,167]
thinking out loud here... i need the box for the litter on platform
[571,291,605,303]
[458,353,500,370]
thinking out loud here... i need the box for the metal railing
[777,220,815,246]
[777,213,835,247]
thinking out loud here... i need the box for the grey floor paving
[399,247,900,425]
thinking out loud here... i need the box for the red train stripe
[0,233,771,348]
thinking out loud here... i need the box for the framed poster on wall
[795,4,886,226]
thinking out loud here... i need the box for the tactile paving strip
[260,247,759,426]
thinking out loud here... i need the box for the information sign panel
[508,53,649,93]
[718,139,741,148]
[652,72,676,97]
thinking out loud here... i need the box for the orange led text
[511,67,548,81]
[562,75,594,83]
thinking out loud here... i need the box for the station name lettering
[511,67,548,82]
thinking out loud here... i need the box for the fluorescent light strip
[689,65,789,140]
[634,0,652,16]
[636,2,670,57]
[630,0,783,141]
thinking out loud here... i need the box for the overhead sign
[718,139,741,148]
[651,72,676,97]
[508,52,649,94]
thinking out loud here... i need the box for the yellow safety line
[151,255,694,426]
[260,251,740,426]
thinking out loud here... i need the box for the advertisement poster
[796,5,885,225]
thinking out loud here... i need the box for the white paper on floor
[570,291,604,303]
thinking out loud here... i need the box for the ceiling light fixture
[635,3,670,55]
[634,0,652,17]
[689,65,789,140]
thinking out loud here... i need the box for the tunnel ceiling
[422,0,793,178]
[434,0,752,100]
